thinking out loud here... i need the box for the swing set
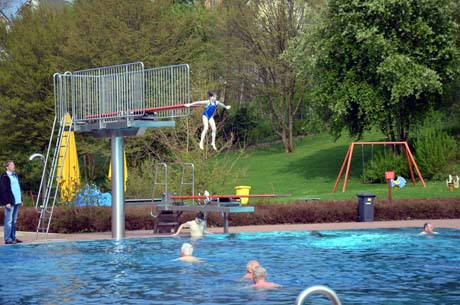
[332,141,426,192]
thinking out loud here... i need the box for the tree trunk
[281,127,291,153]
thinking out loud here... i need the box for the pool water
[0,228,459,305]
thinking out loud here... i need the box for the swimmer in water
[172,212,212,238]
[419,222,439,235]
[243,260,260,279]
[176,243,202,262]
[249,266,281,289]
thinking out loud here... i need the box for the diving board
[125,198,256,233]
[170,194,290,200]
[83,103,190,120]
[153,203,255,234]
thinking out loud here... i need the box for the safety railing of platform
[54,72,73,121]
[144,64,190,119]
[53,62,144,123]
[72,62,145,122]
[54,62,190,124]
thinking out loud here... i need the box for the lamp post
[29,153,46,207]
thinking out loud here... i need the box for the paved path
[1,218,459,245]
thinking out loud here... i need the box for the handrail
[296,285,342,305]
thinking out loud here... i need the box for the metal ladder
[35,114,73,240]
[151,162,168,208]
[296,285,342,305]
[150,162,196,233]
[179,162,195,205]
[150,162,181,233]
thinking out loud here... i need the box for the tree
[303,0,460,141]
[0,3,69,164]
[0,0,223,191]
[219,0,312,152]
[60,0,223,178]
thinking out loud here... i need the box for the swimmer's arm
[185,100,208,107]
[217,101,231,110]
[204,229,213,234]
[172,223,189,236]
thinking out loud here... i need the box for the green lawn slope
[220,133,458,203]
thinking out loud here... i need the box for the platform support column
[223,212,229,233]
[111,134,125,239]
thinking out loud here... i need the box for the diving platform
[153,203,254,234]
[35,62,191,240]
[125,198,255,234]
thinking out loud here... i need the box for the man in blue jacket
[0,160,23,244]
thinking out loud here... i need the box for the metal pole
[29,153,46,206]
[111,133,125,239]
[387,179,393,204]
[223,212,229,233]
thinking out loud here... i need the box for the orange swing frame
[332,141,426,192]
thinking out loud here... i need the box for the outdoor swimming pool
[0,228,459,305]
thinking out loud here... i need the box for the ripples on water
[0,228,459,304]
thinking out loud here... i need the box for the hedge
[1,198,459,234]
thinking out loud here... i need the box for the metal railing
[296,285,342,305]
[144,64,190,119]
[53,62,190,126]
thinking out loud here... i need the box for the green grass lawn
[219,133,459,202]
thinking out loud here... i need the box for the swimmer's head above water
[196,212,205,223]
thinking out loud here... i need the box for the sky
[0,0,29,21]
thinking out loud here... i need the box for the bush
[413,114,457,179]
[362,150,409,183]
[223,104,259,147]
[4,198,459,233]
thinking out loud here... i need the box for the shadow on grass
[279,144,374,180]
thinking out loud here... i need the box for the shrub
[223,104,259,147]
[4,198,459,234]
[362,150,409,183]
[413,114,457,179]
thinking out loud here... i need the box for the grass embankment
[220,133,459,203]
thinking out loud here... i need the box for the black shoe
[5,240,16,244]
[15,239,23,243]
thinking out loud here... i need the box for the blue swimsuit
[203,100,218,120]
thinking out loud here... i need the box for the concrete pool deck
[1,218,459,245]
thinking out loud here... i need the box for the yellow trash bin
[235,186,251,205]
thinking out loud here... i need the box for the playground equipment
[446,175,459,191]
[391,176,406,188]
[333,142,426,192]
[35,62,190,240]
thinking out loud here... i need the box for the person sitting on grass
[176,243,202,263]
[420,222,439,235]
[249,266,281,289]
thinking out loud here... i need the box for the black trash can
[357,193,376,222]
